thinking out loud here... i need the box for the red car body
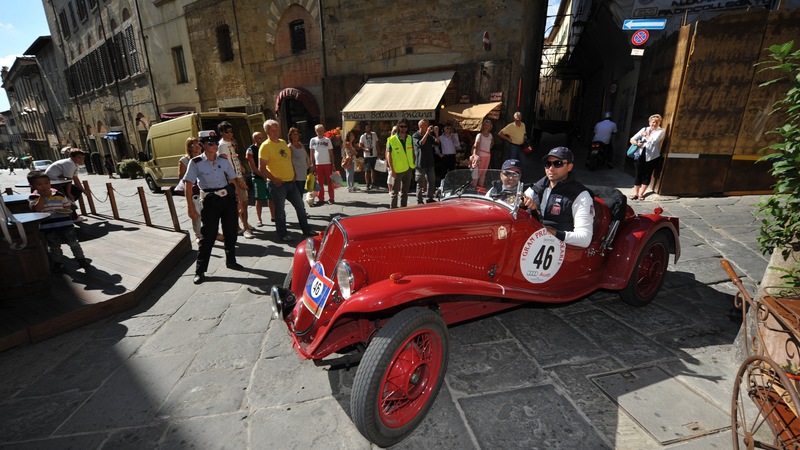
[270,171,680,446]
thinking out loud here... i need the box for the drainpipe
[134,0,161,119]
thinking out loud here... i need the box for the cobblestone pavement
[0,152,766,448]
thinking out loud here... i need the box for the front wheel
[351,307,449,447]
[619,232,669,306]
[145,175,161,193]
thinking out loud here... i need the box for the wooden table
[2,193,31,213]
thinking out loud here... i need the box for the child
[27,171,90,272]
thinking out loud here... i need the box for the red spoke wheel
[732,355,800,449]
[620,232,669,306]
[351,307,448,447]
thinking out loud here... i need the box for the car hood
[335,199,514,240]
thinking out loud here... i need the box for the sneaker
[328,200,335,205]
[74,216,87,223]
[257,220,263,227]
[280,235,293,242]
[226,261,244,270]
[352,186,360,191]
[243,230,254,239]
[77,258,91,268]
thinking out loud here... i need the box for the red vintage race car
[271,169,680,447]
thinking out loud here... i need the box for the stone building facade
[43,0,157,165]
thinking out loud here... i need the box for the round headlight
[336,260,354,299]
[304,238,316,266]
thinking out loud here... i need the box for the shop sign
[490,91,503,102]
[342,110,436,122]
[631,0,771,18]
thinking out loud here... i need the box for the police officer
[184,130,243,284]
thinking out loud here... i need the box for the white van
[142,112,264,193]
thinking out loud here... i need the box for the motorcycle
[587,141,607,171]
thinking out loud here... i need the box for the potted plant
[756,41,800,297]
[118,159,144,180]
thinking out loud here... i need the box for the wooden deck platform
[0,216,191,352]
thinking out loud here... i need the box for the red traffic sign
[631,29,649,46]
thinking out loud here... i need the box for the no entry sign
[631,29,649,46]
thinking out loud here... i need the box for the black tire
[282,264,292,289]
[620,232,670,306]
[145,175,161,193]
[351,307,449,447]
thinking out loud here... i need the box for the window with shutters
[59,10,71,39]
[124,25,140,74]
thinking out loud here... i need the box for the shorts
[364,156,377,171]
[252,176,270,200]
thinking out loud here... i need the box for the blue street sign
[622,19,667,30]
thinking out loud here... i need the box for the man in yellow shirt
[258,119,315,242]
[498,111,528,162]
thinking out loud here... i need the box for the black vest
[533,174,592,232]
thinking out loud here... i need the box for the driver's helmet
[602,111,612,120]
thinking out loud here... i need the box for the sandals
[629,195,639,201]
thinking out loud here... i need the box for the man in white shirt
[45,148,91,203]
[436,123,460,175]
[529,147,594,248]
[216,121,253,239]
[592,112,617,168]
[309,124,336,204]
[358,122,379,190]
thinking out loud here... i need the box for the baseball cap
[198,130,218,143]
[501,159,523,171]
[542,146,574,163]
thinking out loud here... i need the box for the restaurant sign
[343,110,436,122]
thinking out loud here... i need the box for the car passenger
[485,159,531,205]
[531,147,594,248]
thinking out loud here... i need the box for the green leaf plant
[756,41,800,294]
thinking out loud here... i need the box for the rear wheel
[351,307,448,447]
[620,232,669,306]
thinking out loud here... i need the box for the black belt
[202,187,228,192]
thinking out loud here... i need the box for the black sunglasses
[398,125,408,129]
[501,170,521,178]
[543,160,566,168]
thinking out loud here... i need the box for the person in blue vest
[183,130,243,284]
[386,118,416,209]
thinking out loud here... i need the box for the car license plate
[301,262,333,318]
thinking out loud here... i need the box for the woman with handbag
[342,131,358,192]
[628,114,665,200]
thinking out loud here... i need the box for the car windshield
[440,169,524,211]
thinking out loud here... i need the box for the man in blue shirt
[183,130,242,284]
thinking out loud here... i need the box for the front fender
[602,214,680,290]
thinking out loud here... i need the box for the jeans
[268,180,312,238]
[415,166,436,203]
[507,143,523,161]
[43,226,85,263]
[345,162,355,189]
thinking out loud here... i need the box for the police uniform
[184,151,239,279]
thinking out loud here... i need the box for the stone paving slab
[459,385,612,449]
